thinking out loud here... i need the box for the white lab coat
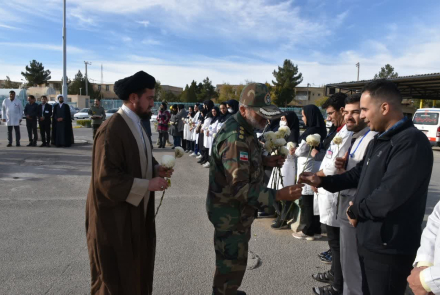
[192,112,202,143]
[207,120,221,156]
[2,98,24,126]
[268,152,297,189]
[414,201,440,294]
[316,125,353,227]
[202,117,212,148]
[295,139,322,197]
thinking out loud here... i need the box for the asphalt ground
[0,123,439,295]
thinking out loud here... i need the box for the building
[161,85,183,97]
[92,83,118,99]
[290,86,325,106]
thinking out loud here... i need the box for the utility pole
[307,83,311,100]
[62,0,67,99]
[356,62,360,81]
[84,61,92,96]
[79,88,82,96]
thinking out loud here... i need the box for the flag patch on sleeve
[239,151,249,161]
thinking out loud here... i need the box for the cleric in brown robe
[86,71,172,295]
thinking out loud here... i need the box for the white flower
[264,141,275,153]
[333,136,343,145]
[263,131,277,141]
[277,126,291,138]
[174,147,185,158]
[280,146,289,156]
[161,155,176,169]
[306,134,321,147]
[273,138,287,147]
[287,141,297,150]
[213,133,217,138]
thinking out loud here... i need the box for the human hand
[263,155,285,168]
[148,177,169,192]
[289,147,296,156]
[157,166,174,178]
[298,172,321,187]
[2,119,6,122]
[335,151,349,171]
[276,184,304,201]
[407,266,429,295]
[347,201,358,227]
[40,117,45,121]
[311,148,319,158]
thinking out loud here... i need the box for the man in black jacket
[300,79,433,295]
[37,96,52,147]
[24,95,39,146]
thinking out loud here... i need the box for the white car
[105,108,119,120]
[413,108,440,146]
[74,108,90,119]
[150,114,157,122]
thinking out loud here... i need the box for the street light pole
[307,83,311,101]
[84,61,92,96]
[79,88,82,96]
[62,0,67,99]
[356,62,360,81]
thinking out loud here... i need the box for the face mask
[280,121,287,127]
[228,108,234,113]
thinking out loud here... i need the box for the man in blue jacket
[300,79,433,295]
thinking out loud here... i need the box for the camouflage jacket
[206,112,276,232]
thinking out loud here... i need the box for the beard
[134,105,152,120]
[246,115,266,130]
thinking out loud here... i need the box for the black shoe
[312,270,334,284]
[197,158,205,164]
[200,160,207,165]
[40,143,47,147]
[27,143,33,147]
[237,291,246,295]
[271,219,288,229]
[7,143,12,147]
[16,143,20,147]
[312,285,341,295]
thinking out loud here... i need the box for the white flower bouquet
[155,147,184,217]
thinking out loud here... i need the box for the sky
[0,0,440,88]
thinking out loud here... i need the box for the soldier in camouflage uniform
[206,83,304,295]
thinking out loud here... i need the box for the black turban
[114,71,156,100]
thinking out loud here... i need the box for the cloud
[137,20,150,27]
[0,24,20,30]
[123,37,132,42]
[141,39,161,46]
[0,42,88,54]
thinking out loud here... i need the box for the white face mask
[228,108,234,113]
[279,121,287,127]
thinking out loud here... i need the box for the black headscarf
[268,118,280,132]
[299,105,327,143]
[210,107,220,124]
[188,107,195,118]
[226,99,239,114]
[284,111,300,145]
[204,100,214,118]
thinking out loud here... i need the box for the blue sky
[1,0,440,88]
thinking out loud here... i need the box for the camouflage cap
[239,83,282,119]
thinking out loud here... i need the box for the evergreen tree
[374,64,398,79]
[162,91,178,102]
[155,80,162,101]
[68,70,100,99]
[180,85,189,102]
[272,59,303,107]
[197,77,217,101]
[218,83,245,103]
[187,80,198,102]
[21,60,52,86]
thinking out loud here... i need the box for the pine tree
[374,64,398,79]
[272,59,303,107]
[21,60,51,86]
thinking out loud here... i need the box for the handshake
[275,171,325,202]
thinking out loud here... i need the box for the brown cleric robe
[86,108,158,295]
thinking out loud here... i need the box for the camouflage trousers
[212,228,251,295]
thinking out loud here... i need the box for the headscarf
[188,107,195,118]
[226,99,239,114]
[283,111,300,145]
[204,100,214,118]
[299,105,327,143]
[268,118,280,132]
[210,107,220,124]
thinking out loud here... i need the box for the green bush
[77,119,92,128]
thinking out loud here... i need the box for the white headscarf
[57,94,64,106]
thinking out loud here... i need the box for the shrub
[77,119,92,128]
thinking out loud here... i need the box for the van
[413,108,440,146]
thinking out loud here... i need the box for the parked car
[74,108,90,119]
[105,108,119,120]
[150,108,158,122]
[413,108,440,146]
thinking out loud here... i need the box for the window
[413,113,439,125]
[106,85,109,91]
[318,93,321,96]
[98,85,101,91]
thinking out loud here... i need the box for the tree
[315,96,329,107]
[1,76,21,89]
[155,80,162,101]
[162,91,178,102]
[197,77,218,101]
[179,85,189,102]
[21,60,51,86]
[68,70,100,99]
[374,64,398,79]
[186,80,198,102]
[217,83,245,103]
[272,59,303,107]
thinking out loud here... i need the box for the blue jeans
[194,143,199,154]
[173,136,181,147]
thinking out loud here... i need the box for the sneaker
[189,152,196,157]
[27,143,33,147]
[292,231,315,241]
[314,234,323,240]
[318,249,331,259]
[312,285,342,295]
[197,152,201,156]
[257,212,276,218]
[203,162,210,168]
[196,155,203,159]
[320,252,332,264]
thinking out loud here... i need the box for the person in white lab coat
[2,90,23,147]
[409,201,440,295]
